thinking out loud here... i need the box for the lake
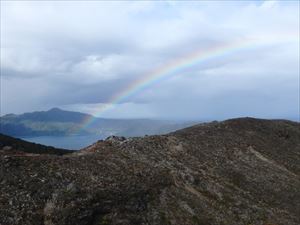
[21,135,106,150]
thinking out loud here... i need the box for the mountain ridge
[1,117,299,225]
[0,108,198,138]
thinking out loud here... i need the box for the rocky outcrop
[0,118,299,225]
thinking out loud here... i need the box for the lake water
[21,135,106,150]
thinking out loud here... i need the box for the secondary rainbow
[78,36,297,132]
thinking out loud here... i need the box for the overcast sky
[1,1,299,120]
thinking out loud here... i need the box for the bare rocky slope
[0,117,299,225]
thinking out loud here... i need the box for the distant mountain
[0,108,198,137]
[0,108,93,136]
[1,118,299,224]
[3,107,93,122]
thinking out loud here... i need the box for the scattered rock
[0,118,299,225]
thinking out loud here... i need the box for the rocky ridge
[0,117,299,225]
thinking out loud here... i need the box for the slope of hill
[0,108,197,137]
[0,133,74,155]
[0,118,299,225]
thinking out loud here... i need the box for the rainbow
[78,36,297,132]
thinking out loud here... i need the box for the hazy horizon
[1,1,299,121]
[1,107,299,123]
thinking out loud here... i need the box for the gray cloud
[1,1,299,120]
